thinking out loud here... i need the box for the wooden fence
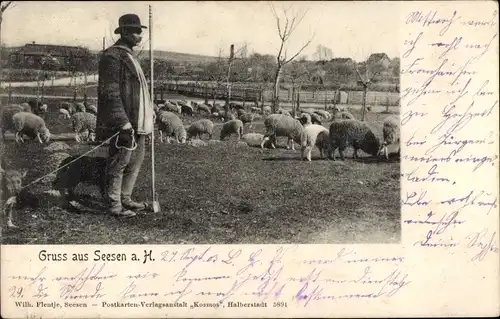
[160,83,400,107]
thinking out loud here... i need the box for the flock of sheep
[0,97,399,228]
[0,98,400,163]
[152,99,400,162]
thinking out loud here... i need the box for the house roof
[367,53,390,63]
[11,43,91,58]
[330,58,353,63]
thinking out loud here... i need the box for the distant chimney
[32,41,36,45]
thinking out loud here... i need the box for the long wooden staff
[149,4,160,213]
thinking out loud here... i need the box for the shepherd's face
[121,27,143,47]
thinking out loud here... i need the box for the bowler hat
[114,13,147,34]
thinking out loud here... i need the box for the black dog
[53,155,107,205]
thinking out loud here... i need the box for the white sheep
[220,119,244,141]
[379,115,400,159]
[71,112,97,143]
[333,111,355,120]
[156,111,187,144]
[309,112,323,125]
[250,106,262,114]
[242,133,265,147]
[20,102,32,112]
[299,113,312,126]
[224,112,237,122]
[237,109,255,129]
[12,112,51,144]
[197,104,211,115]
[211,104,222,114]
[263,106,272,115]
[74,102,86,113]
[178,102,194,116]
[277,108,292,117]
[86,104,98,115]
[168,101,182,113]
[314,110,331,121]
[260,114,305,151]
[58,108,71,120]
[161,102,181,114]
[61,101,76,114]
[39,104,48,113]
[187,119,214,140]
[328,119,381,161]
[300,124,330,161]
[1,104,32,139]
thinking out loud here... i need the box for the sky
[2,1,400,61]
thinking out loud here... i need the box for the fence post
[8,82,12,104]
[386,95,390,113]
[260,89,264,110]
[324,90,328,110]
[41,78,45,104]
[297,90,301,113]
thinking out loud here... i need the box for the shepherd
[96,13,155,217]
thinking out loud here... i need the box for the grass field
[0,93,401,245]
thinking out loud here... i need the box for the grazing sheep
[211,112,225,122]
[211,104,222,114]
[190,101,199,109]
[314,110,331,121]
[61,101,76,114]
[237,110,255,129]
[252,113,262,121]
[178,102,193,116]
[28,100,47,116]
[278,108,292,117]
[263,106,272,115]
[12,112,51,144]
[71,112,97,143]
[333,111,355,120]
[1,104,31,139]
[20,103,32,112]
[156,111,187,144]
[309,112,322,125]
[187,119,214,140]
[74,102,86,113]
[220,119,244,141]
[58,108,71,120]
[0,163,27,228]
[242,133,267,147]
[224,112,236,121]
[260,114,305,151]
[328,119,381,161]
[86,104,98,115]
[250,106,261,114]
[168,101,182,113]
[160,102,181,114]
[379,115,400,159]
[300,124,330,162]
[299,113,312,126]
[230,102,245,111]
[197,103,211,115]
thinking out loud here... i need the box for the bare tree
[0,1,14,88]
[353,61,382,121]
[269,2,314,113]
